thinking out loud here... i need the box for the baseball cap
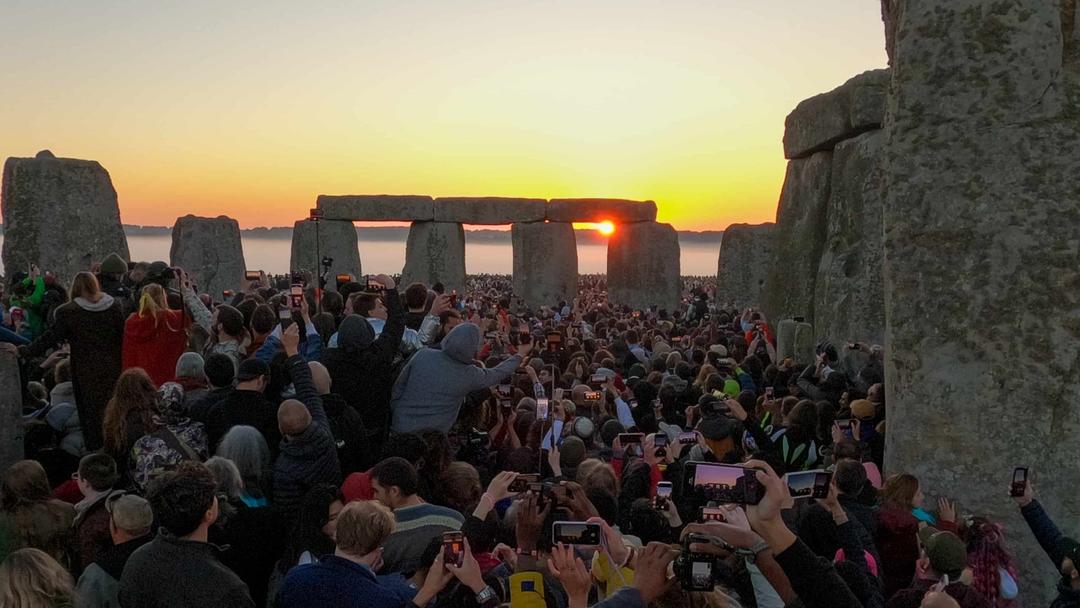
[709,345,728,357]
[236,359,270,382]
[697,415,740,441]
[106,493,153,532]
[918,528,967,576]
[850,399,876,420]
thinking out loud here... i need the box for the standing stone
[715,223,776,308]
[511,222,578,309]
[882,2,1080,603]
[170,215,246,297]
[775,319,797,363]
[1,151,130,283]
[290,219,361,290]
[761,152,832,327]
[814,131,885,347]
[792,322,816,367]
[607,222,680,312]
[400,222,465,291]
[0,351,23,471]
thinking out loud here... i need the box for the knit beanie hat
[600,419,625,447]
[850,399,876,420]
[175,352,205,380]
[100,253,128,275]
[559,436,586,469]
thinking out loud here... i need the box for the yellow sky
[0,1,886,230]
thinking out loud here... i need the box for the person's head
[53,359,71,385]
[321,291,344,318]
[250,304,277,337]
[353,293,385,319]
[283,484,344,566]
[919,529,968,580]
[959,515,1017,600]
[205,456,244,502]
[0,548,74,608]
[235,359,270,392]
[881,473,922,509]
[0,461,51,512]
[308,361,331,396]
[137,283,168,318]
[175,352,204,381]
[1058,538,1080,589]
[784,400,819,441]
[215,425,271,487]
[203,353,235,389]
[833,459,867,497]
[404,283,428,311]
[146,462,218,539]
[370,457,419,509]
[129,262,149,283]
[436,462,481,515]
[867,383,884,404]
[439,309,462,334]
[69,271,102,302]
[212,304,246,341]
[578,460,619,497]
[278,399,312,438]
[75,453,118,496]
[105,493,153,544]
[102,368,159,455]
[335,500,396,565]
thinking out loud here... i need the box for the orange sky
[0,2,887,231]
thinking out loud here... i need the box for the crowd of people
[0,255,1070,608]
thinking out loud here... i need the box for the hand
[430,294,452,316]
[642,435,661,467]
[682,521,763,553]
[684,405,699,427]
[920,591,961,608]
[492,543,518,571]
[281,322,301,356]
[524,365,539,383]
[725,398,747,421]
[179,269,193,291]
[517,338,534,358]
[375,274,396,291]
[743,459,787,530]
[515,491,552,553]
[486,471,518,503]
[549,543,591,606]
[547,444,562,477]
[831,422,845,445]
[299,294,311,322]
[415,551,454,606]
[559,482,598,521]
[632,542,676,603]
[445,538,485,593]
[1013,479,1034,507]
[817,479,846,521]
[938,497,956,523]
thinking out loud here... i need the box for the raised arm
[180,270,212,332]
[372,275,404,360]
[281,324,328,432]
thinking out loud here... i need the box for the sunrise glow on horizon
[0,2,887,231]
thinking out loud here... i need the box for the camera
[673,534,732,591]
[321,256,334,269]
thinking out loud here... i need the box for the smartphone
[765,386,774,399]
[244,270,260,281]
[684,461,765,506]
[553,388,564,402]
[536,398,549,421]
[289,284,304,309]
[1010,467,1028,498]
[700,506,726,522]
[508,473,539,494]
[278,307,293,329]
[551,521,602,545]
[589,373,607,385]
[785,470,833,499]
[449,291,458,307]
[497,384,512,398]
[653,434,669,448]
[835,418,854,440]
[519,330,532,344]
[366,275,382,291]
[655,481,673,511]
[618,433,644,445]
[442,531,464,567]
[633,310,641,318]
[221,290,234,299]
[583,390,603,402]
[678,431,698,445]
[499,399,512,411]
[485,332,498,340]
[336,274,353,285]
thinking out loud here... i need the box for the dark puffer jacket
[271,355,341,524]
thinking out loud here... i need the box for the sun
[597,221,615,236]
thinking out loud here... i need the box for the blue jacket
[277,555,415,608]
[1020,499,1080,607]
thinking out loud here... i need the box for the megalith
[882,2,1080,602]
[290,219,362,290]
[511,222,578,310]
[0,350,23,471]
[435,197,547,224]
[814,131,885,347]
[1,151,129,283]
[761,152,831,326]
[546,199,657,224]
[317,195,434,222]
[400,222,466,291]
[715,223,776,308]
[607,222,680,312]
[170,215,246,297]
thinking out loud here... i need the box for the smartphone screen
[278,307,294,329]
[442,531,464,567]
[678,431,698,445]
[765,386,775,399]
[508,473,539,493]
[551,521,602,545]
[785,470,833,499]
[553,388,564,402]
[497,384,512,398]
[289,285,304,310]
[687,461,764,506]
[653,433,668,448]
[584,391,602,402]
[657,481,673,499]
[536,398,549,421]
[1010,467,1028,497]
[700,506,726,522]
[590,374,606,385]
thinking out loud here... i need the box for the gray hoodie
[390,323,521,434]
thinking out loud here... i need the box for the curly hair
[961,516,1018,607]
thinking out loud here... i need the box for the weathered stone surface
[814,131,885,347]
[317,195,434,221]
[607,222,680,311]
[546,199,657,224]
[775,319,797,363]
[0,351,23,471]
[783,70,889,159]
[791,322,815,367]
[290,220,361,290]
[882,3,1080,604]
[434,197,547,224]
[715,223,776,308]
[170,215,246,296]
[512,222,578,309]
[761,152,832,326]
[1,152,130,282]
[400,222,465,291]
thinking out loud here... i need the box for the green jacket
[11,276,46,338]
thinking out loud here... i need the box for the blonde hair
[69,272,101,302]
[335,500,395,557]
[137,283,181,332]
[0,548,74,608]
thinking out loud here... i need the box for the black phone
[835,418,854,440]
[653,434,668,448]
[508,474,540,494]
[1010,467,1028,498]
[289,284,304,309]
[497,384,512,398]
[552,521,602,545]
[442,531,464,567]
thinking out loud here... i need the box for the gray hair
[205,456,244,502]
[215,425,271,489]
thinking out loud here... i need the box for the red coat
[122,310,191,386]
